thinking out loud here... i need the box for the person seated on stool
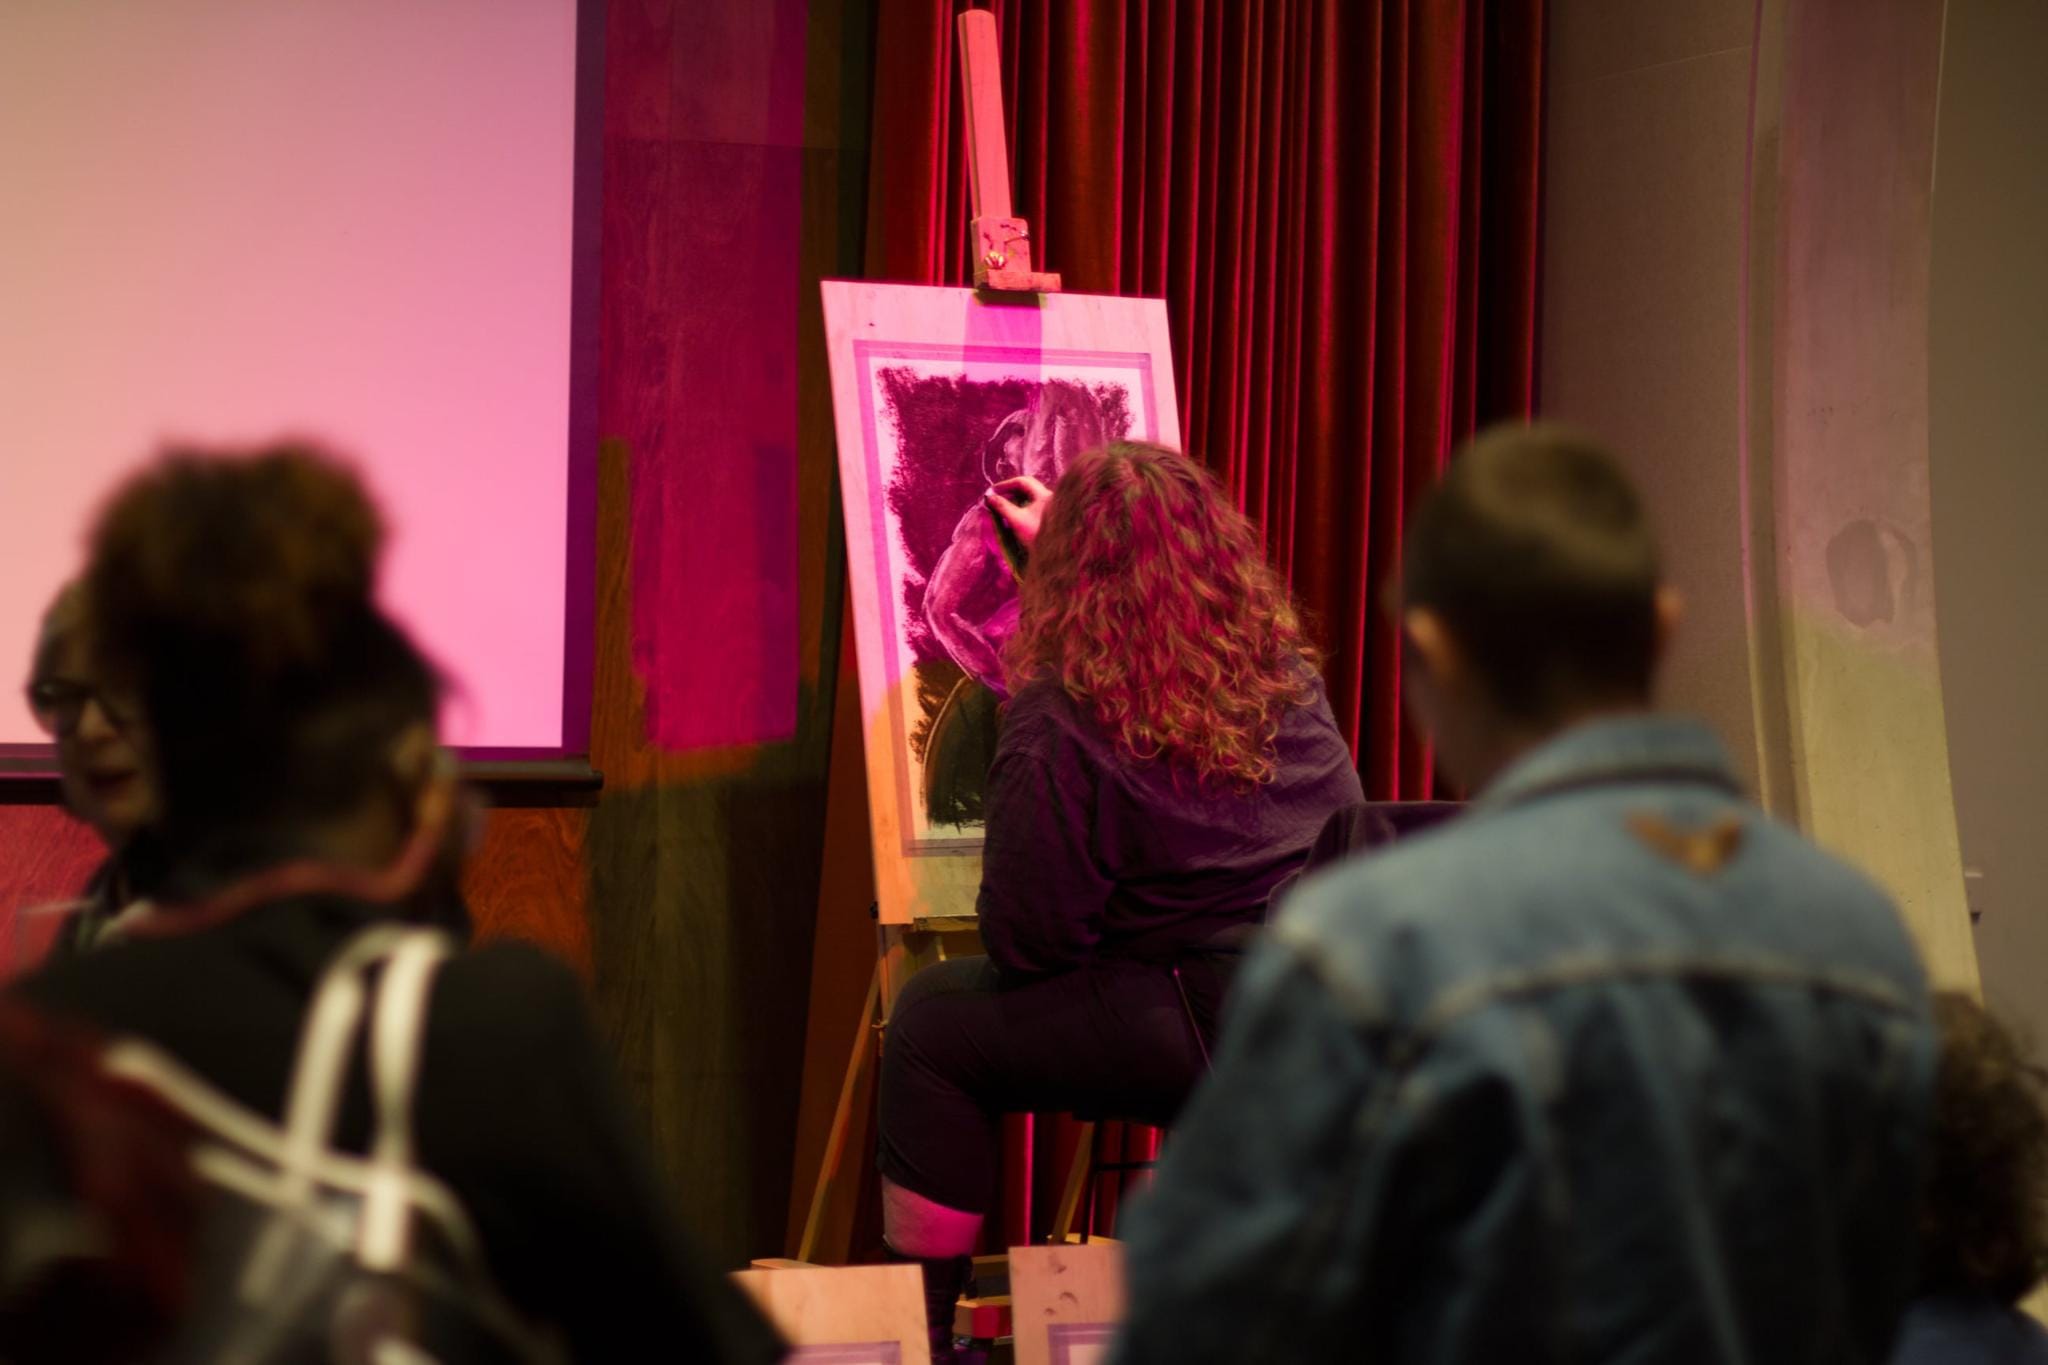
[876,440,1364,1352]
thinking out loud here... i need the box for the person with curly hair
[875,441,1364,1354]
[1893,992,2048,1363]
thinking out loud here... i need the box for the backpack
[64,924,564,1363]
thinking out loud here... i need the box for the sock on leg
[884,1244,974,1341]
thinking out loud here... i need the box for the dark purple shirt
[976,676,1364,975]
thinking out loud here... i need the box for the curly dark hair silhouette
[83,444,441,867]
[1920,992,2048,1303]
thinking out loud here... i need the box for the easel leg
[878,919,949,1003]
[798,963,882,1263]
[1049,1120,1098,1244]
[796,921,979,1262]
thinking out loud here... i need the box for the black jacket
[976,679,1365,974]
[10,893,781,1363]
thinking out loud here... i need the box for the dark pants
[877,953,1234,1215]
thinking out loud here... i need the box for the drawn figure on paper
[880,375,1131,829]
[926,383,1113,692]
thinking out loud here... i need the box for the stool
[1050,1119,1162,1243]
[1046,966,1199,1242]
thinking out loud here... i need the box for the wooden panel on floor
[733,1263,932,1365]
[1009,1240,1125,1365]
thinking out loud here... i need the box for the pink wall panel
[0,1,579,750]
[601,0,811,751]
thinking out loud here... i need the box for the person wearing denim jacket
[1114,425,1936,1364]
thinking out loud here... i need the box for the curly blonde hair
[1003,442,1320,787]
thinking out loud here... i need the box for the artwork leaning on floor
[821,283,1181,923]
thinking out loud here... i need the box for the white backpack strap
[92,897,159,947]
[356,930,450,1271]
[275,923,415,1204]
[242,923,447,1296]
[97,1037,487,1265]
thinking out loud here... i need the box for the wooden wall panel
[573,0,874,1266]
[0,807,106,973]
[464,807,592,976]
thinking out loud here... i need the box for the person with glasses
[20,582,161,958]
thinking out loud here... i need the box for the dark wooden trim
[467,760,606,808]
[0,760,604,810]
[0,775,61,806]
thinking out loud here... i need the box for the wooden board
[1009,1241,1126,1365]
[733,1263,932,1365]
[820,282,1181,923]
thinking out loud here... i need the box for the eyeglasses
[23,677,135,738]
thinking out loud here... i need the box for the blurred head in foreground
[1919,992,2048,1305]
[26,582,156,843]
[81,444,460,905]
[1398,422,1680,790]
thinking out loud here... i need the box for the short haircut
[1401,423,1660,720]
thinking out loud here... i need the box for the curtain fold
[864,0,1544,1243]
[868,0,1542,796]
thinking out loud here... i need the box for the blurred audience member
[1892,992,2048,1364]
[19,583,160,958]
[1114,423,1936,1363]
[4,445,779,1362]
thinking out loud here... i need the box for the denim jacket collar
[1473,713,1742,815]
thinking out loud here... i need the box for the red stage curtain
[863,0,1544,1246]
[867,0,1543,798]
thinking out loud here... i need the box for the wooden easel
[955,9,1061,295]
[796,7,1062,1265]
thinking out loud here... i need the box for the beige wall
[1542,0,1979,987]
[1929,0,2048,1036]
[1769,0,1976,989]
[1541,0,1761,790]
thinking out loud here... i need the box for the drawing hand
[984,475,1053,547]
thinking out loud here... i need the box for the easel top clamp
[797,9,1066,1265]
[959,7,1061,296]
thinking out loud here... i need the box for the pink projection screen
[0,1,601,780]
